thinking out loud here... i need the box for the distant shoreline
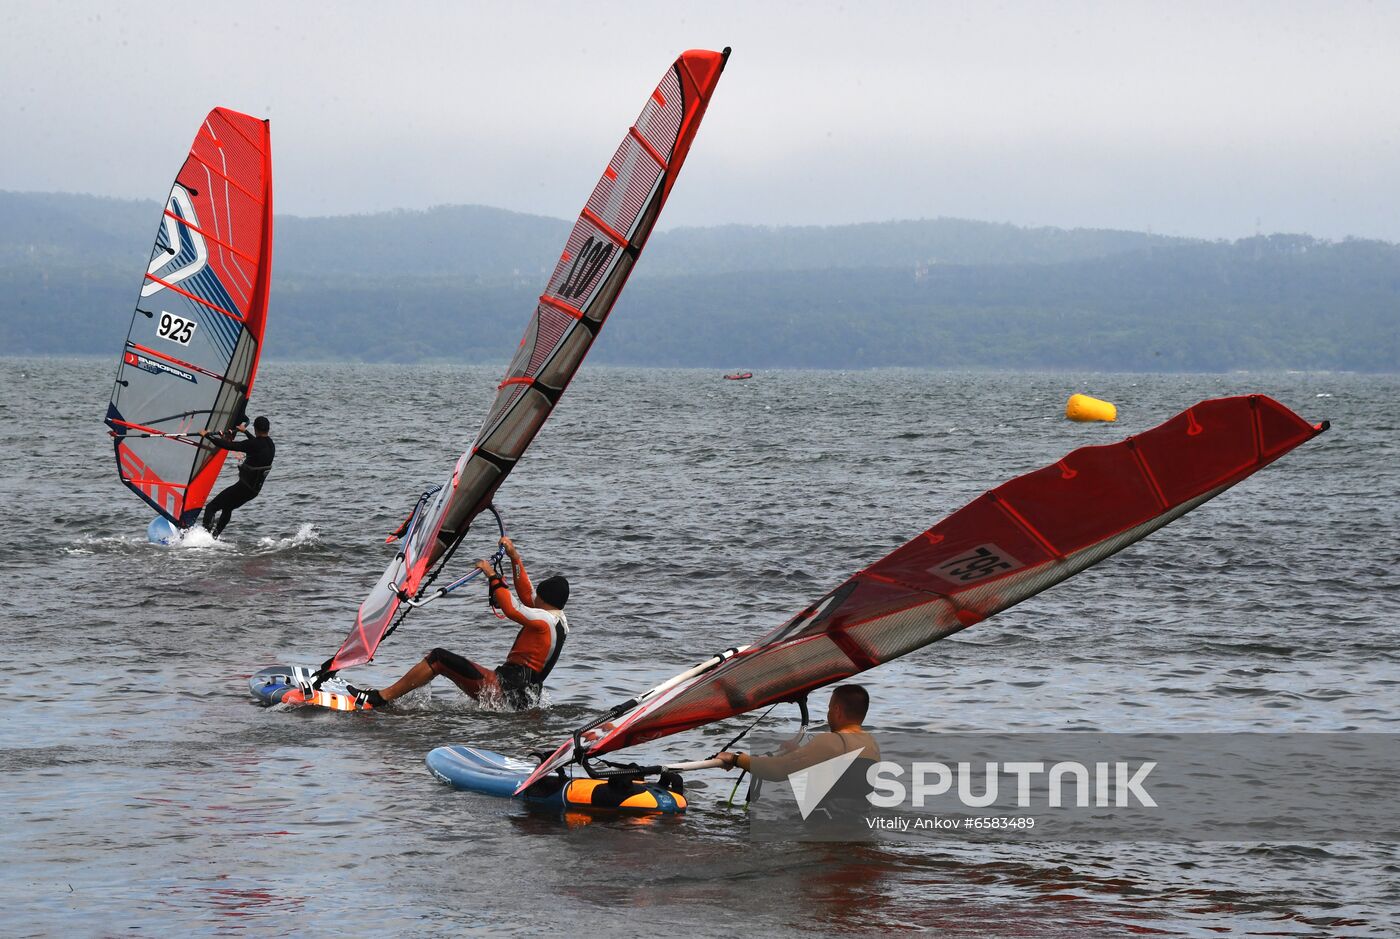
[15,355,1395,377]
[7,192,1397,373]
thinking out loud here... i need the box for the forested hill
[2,190,1396,371]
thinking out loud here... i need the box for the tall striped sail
[105,108,274,528]
[328,49,731,673]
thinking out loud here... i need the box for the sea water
[1,358,1396,935]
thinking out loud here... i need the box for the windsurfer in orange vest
[347,536,569,710]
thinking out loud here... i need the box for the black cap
[536,575,569,609]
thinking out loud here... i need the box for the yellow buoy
[1066,393,1117,422]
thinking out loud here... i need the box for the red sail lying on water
[517,395,1328,792]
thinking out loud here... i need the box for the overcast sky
[3,1,1398,240]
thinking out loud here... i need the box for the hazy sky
[3,1,1398,240]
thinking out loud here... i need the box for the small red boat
[723,371,753,380]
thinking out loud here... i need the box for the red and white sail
[105,108,274,527]
[517,395,1328,792]
[329,49,732,672]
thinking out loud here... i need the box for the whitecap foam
[169,526,229,550]
[63,532,150,555]
[254,523,321,553]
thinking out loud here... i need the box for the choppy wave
[253,522,323,554]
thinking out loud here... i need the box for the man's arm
[474,558,539,630]
[500,537,535,607]
[483,566,554,672]
[721,733,853,781]
[490,580,535,628]
[200,428,253,453]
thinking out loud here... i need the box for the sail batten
[515,396,1327,793]
[161,210,261,265]
[106,107,274,528]
[328,49,731,673]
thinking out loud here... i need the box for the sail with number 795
[516,395,1329,792]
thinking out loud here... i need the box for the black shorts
[426,648,540,710]
[495,662,540,709]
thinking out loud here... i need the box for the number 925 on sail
[157,311,197,345]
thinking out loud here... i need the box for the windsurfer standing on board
[347,536,569,710]
[716,684,880,782]
[197,415,275,537]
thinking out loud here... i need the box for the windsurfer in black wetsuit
[198,415,275,537]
